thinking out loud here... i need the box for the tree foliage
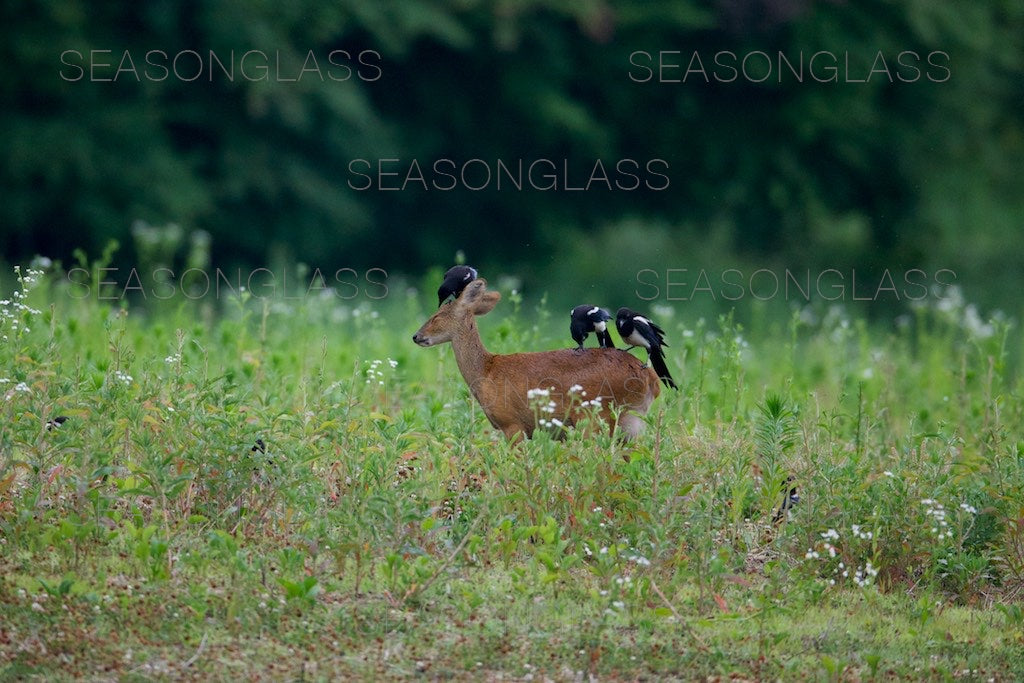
[1,0,1021,304]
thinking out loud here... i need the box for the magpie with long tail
[437,265,478,306]
[615,307,677,389]
[569,305,615,352]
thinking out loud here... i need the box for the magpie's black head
[615,307,636,328]
[781,474,797,493]
[443,265,477,281]
[437,265,479,306]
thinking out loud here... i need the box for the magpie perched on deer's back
[615,307,677,389]
[569,305,615,352]
[437,265,478,306]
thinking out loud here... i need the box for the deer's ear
[457,278,498,315]
[472,291,500,316]
[458,278,487,304]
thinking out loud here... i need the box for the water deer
[413,279,662,440]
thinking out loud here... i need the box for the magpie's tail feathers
[649,349,678,390]
[597,330,615,349]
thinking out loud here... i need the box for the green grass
[2,263,1023,680]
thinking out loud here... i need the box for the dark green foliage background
[2,1,1022,308]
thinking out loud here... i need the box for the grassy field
[2,263,1023,681]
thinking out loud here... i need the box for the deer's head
[413,278,500,347]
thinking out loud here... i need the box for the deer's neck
[451,318,493,389]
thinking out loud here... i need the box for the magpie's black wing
[633,315,664,349]
[644,317,669,347]
[570,305,595,347]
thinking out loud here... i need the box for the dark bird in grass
[46,416,69,431]
[248,438,279,480]
[569,305,615,352]
[437,265,478,306]
[615,307,677,389]
[772,476,800,523]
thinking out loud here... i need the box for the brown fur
[413,279,661,440]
